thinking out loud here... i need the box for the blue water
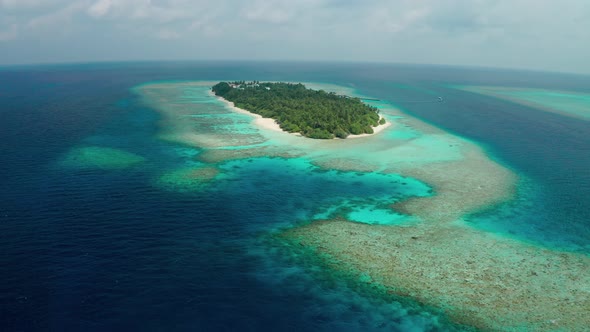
[1,62,589,331]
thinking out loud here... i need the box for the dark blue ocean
[1,62,589,331]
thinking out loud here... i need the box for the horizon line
[1,59,589,77]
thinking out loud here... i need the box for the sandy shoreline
[347,118,391,138]
[211,90,391,139]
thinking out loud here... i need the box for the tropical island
[212,81,386,139]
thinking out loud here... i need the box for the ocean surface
[1,62,589,331]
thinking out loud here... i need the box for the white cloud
[0,0,75,14]
[84,0,197,23]
[239,0,328,25]
[0,0,589,72]
[87,0,112,18]
[241,2,295,24]
[0,0,54,9]
[156,28,180,40]
[27,2,86,29]
[368,5,431,34]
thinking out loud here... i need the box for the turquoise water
[216,157,430,229]
[1,62,589,331]
[374,77,590,253]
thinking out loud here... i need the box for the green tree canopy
[212,81,384,139]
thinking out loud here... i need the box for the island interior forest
[212,81,385,139]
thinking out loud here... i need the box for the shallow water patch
[454,85,590,120]
[155,166,220,192]
[58,146,146,170]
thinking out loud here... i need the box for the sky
[1,0,589,74]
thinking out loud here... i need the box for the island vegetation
[212,81,385,139]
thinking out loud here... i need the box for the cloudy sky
[1,0,589,73]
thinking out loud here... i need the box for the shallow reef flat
[135,81,589,330]
[454,85,590,120]
[155,166,219,192]
[388,146,516,223]
[280,219,590,331]
[136,82,268,149]
[197,146,304,164]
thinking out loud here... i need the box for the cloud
[87,0,112,18]
[0,23,17,41]
[84,0,198,23]
[240,1,297,24]
[0,0,55,9]
[239,0,333,25]
[367,5,431,34]
[156,28,180,40]
[0,0,589,73]
[242,7,291,24]
[27,2,86,29]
